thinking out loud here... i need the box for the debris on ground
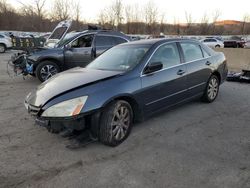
[227,69,250,83]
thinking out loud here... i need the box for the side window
[204,39,210,42]
[96,36,114,47]
[149,43,181,69]
[113,37,127,45]
[0,35,4,38]
[71,34,93,48]
[180,43,203,62]
[210,39,216,42]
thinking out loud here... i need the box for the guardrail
[215,48,250,71]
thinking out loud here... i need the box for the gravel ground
[0,51,250,188]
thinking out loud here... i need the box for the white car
[0,34,12,53]
[244,41,250,48]
[200,38,224,48]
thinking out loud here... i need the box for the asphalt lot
[0,51,250,188]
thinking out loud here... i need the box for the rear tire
[215,45,220,48]
[0,44,6,53]
[36,61,60,82]
[99,100,133,146]
[201,75,220,103]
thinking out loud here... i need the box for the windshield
[87,45,150,71]
[56,32,79,48]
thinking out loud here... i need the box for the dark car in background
[25,39,228,146]
[224,36,245,48]
[13,30,130,82]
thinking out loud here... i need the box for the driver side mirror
[144,62,163,74]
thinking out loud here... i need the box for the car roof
[73,30,130,40]
[120,38,200,46]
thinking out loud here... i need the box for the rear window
[96,36,114,47]
[113,37,127,45]
[180,43,203,62]
[95,35,128,47]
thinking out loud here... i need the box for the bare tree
[72,0,81,29]
[34,0,46,19]
[241,14,250,35]
[159,13,166,33]
[211,9,221,34]
[98,7,115,29]
[98,0,123,30]
[124,4,142,34]
[125,5,132,33]
[0,0,20,30]
[17,0,46,19]
[111,0,123,30]
[144,1,158,34]
[98,10,108,26]
[184,11,193,34]
[173,17,181,35]
[199,13,210,35]
[212,9,221,23]
[51,0,71,21]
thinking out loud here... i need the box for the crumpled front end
[7,53,34,78]
[24,100,88,133]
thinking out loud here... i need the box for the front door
[141,42,188,114]
[64,34,94,69]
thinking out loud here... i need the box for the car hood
[26,67,122,107]
[28,47,61,56]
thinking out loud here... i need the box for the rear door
[179,42,212,98]
[141,42,188,114]
[64,34,94,68]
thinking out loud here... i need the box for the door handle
[177,69,186,75]
[206,61,212,66]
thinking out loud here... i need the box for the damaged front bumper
[35,116,87,133]
[7,53,34,78]
[25,101,100,134]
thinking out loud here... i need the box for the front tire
[201,75,220,103]
[99,100,133,146]
[36,61,60,82]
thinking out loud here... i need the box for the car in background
[224,36,245,48]
[147,34,165,39]
[0,33,12,53]
[206,36,223,41]
[244,41,250,48]
[11,29,130,82]
[200,38,224,48]
[24,39,228,146]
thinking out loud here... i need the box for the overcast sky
[8,0,250,23]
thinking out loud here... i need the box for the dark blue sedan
[25,39,228,146]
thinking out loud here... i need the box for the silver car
[200,38,224,48]
[0,33,12,53]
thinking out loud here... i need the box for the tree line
[1,0,250,35]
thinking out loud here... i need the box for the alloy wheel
[111,104,131,141]
[40,65,58,81]
[207,77,219,100]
